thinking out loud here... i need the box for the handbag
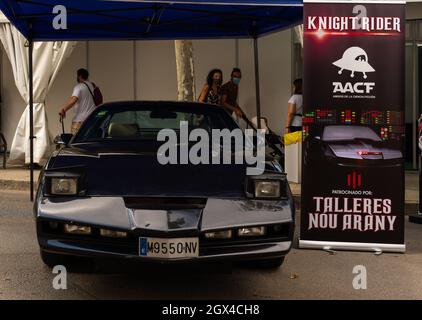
[83,82,103,106]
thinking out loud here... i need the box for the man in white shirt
[59,68,96,134]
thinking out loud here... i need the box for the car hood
[327,140,403,160]
[48,143,247,198]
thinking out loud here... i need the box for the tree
[174,40,196,101]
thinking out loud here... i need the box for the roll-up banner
[300,0,406,253]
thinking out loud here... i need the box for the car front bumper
[35,195,294,263]
[38,236,292,263]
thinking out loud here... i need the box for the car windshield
[73,103,239,143]
[322,125,382,142]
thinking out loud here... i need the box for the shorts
[289,126,302,133]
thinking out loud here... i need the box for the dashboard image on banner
[300,1,405,250]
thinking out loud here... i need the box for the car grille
[123,197,207,209]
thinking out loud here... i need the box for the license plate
[139,237,199,259]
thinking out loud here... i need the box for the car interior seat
[108,123,139,138]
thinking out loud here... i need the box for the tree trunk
[174,40,196,101]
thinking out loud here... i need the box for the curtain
[0,23,76,165]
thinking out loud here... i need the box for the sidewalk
[0,167,40,191]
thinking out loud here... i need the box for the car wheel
[40,250,70,268]
[250,257,285,269]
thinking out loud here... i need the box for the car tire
[40,250,69,268]
[250,257,285,269]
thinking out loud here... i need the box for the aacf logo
[332,46,375,94]
[333,47,375,79]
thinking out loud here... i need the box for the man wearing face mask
[59,68,97,134]
[221,67,244,119]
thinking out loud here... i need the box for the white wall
[259,31,292,133]
[406,2,422,20]
[1,29,292,150]
[136,40,177,100]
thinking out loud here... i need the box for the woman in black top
[198,69,223,105]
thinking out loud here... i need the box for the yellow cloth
[284,131,302,145]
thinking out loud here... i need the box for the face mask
[232,77,241,85]
[213,78,222,86]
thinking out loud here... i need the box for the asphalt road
[1,190,422,299]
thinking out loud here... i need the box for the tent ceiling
[0,0,303,41]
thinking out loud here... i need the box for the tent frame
[28,25,34,201]
[11,1,301,201]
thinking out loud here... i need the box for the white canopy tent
[0,12,76,165]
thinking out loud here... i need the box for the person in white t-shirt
[284,78,303,134]
[59,68,97,134]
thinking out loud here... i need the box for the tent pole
[28,35,34,202]
[253,36,261,129]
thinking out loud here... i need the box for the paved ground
[1,190,422,300]
[0,167,40,182]
[405,171,419,204]
[0,168,40,191]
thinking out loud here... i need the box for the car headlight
[100,229,127,238]
[204,230,232,239]
[254,180,280,198]
[245,174,287,200]
[64,224,92,235]
[44,171,85,197]
[238,226,266,237]
[51,177,78,195]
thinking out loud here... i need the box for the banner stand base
[409,214,422,224]
[299,240,406,253]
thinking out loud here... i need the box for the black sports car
[304,125,403,167]
[35,101,294,269]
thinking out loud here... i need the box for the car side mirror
[315,136,321,140]
[54,133,73,146]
